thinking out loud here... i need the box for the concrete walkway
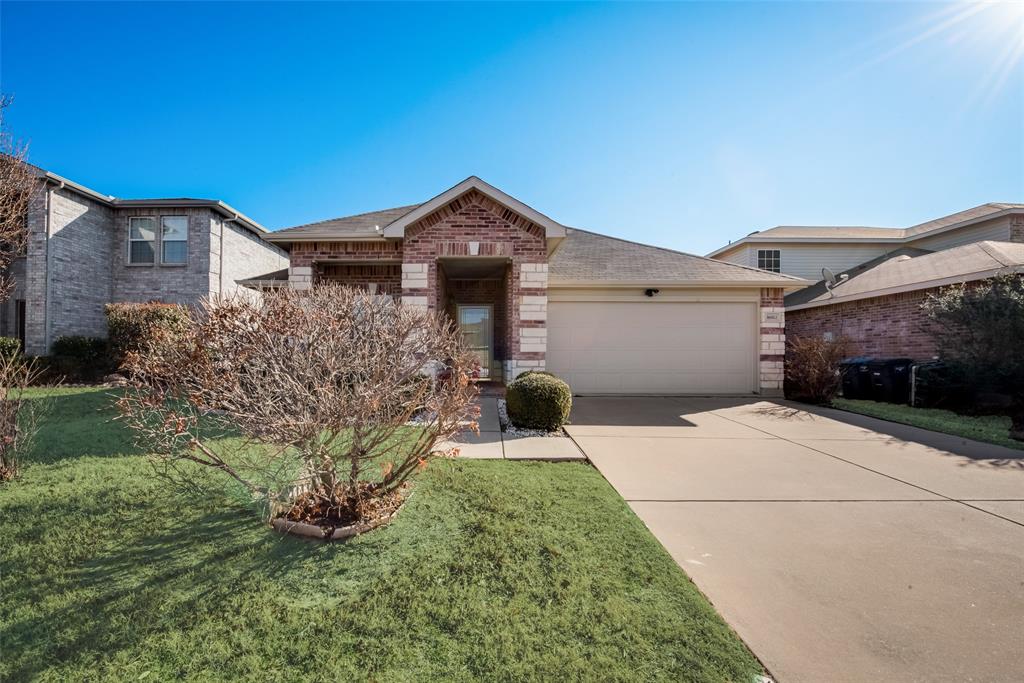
[439,398,585,461]
[566,397,1024,683]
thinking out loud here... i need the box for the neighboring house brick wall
[786,289,940,360]
[24,186,115,354]
[111,207,213,304]
[759,287,785,394]
[213,217,289,299]
[402,190,547,380]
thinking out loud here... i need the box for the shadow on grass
[26,388,140,464]
[1,501,383,681]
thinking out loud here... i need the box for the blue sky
[2,1,1021,255]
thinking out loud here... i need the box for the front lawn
[1,387,761,682]
[832,398,1024,451]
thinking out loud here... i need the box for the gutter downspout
[43,181,63,352]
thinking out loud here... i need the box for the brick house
[265,176,806,395]
[785,241,1024,359]
[7,168,288,355]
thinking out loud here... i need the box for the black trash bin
[868,358,914,404]
[839,357,875,399]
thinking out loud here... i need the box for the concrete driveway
[566,397,1024,683]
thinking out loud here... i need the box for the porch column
[507,261,548,381]
[400,262,430,310]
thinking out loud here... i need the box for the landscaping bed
[832,398,1024,451]
[0,387,762,682]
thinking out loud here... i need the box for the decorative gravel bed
[497,398,566,438]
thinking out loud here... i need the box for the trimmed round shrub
[505,371,572,431]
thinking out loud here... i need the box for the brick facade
[759,287,786,394]
[401,189,548,381]
[786,289,940,360]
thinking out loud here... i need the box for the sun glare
[857,1,1024,107]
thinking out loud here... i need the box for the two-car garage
[545,294,759,395]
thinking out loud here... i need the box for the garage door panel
[547,301,756,394]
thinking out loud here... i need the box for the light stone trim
[401,295,428,309]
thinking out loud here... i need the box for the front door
[457,304,493,380]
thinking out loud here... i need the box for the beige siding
[907,216,1011,252]
[715,244,754,268]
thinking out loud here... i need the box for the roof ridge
[566,226,806,281]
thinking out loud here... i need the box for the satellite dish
[822,267,849,292]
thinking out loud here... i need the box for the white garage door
[546,301,757,394]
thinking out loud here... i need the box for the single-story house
[265,176,807,395]
[9,167,289,355]
[785,240,1024,359]
[706,203,1024,280]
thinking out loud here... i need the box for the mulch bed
[273,481,410,541]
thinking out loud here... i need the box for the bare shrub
[0,95,41,481]
[0,356,45,482]
[116,285,479,530]
[785,335,851,405]
[0,94,37,302]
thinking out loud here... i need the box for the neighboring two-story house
[707,203,1024,280]
[6,167,288,356]
[708,203,1024,360]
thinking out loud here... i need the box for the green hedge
[105,302,189,366]
[506,371,572,431]
[52,335,110,381]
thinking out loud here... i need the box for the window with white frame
[757,249,781,273]
[161,216,188,264]
[128,217,157,264]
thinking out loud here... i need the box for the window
[128,217,157,264]
[161,216,188,264]
[757,249,781,273]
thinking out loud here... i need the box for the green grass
[0,387,761,682]
[832,398,1024,451]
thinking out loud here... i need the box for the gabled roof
[707,202,1024,257]
[787,241,1024,311]
[550,228,808,287]
[381,176,566,239]
[266,205,421,242]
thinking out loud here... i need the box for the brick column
[507,262,547,380]
[759,287,785,395]
[401,262,430,310]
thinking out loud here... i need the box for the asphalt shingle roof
[741,204,1024,242]
[549,228,805,284]
[270,205,422,240]
[788,241,1024,308]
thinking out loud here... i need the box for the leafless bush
[0,95,37,301]
[785,335,851,405]
[0,356,45,482]
[116,285,479,528]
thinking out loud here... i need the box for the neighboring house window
[161,216,188,264]
[128,217,157,264]
[757,249,781,273]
